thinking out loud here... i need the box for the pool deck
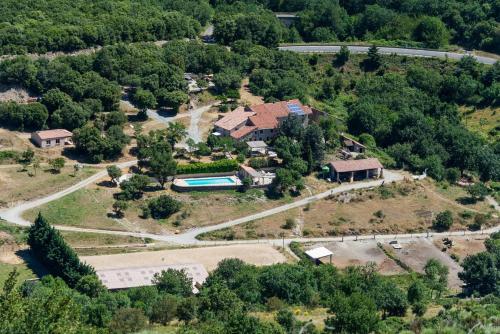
[173,175,242,192]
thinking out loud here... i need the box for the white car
[389,240,402,249]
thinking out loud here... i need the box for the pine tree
[28,213,95,287]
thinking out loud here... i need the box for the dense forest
[0,0,498,55]
[212,0,500,52]
[0,39,498,178]
[1,215,498,333]
[0,0,206,54]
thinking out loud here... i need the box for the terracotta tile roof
[249,112,279,129]
[240,164,261,178]
[33,129,73,140]
[215,100,314,135]
[231,125,256,139]
[214,106,254,131]
[251,101,290,118]
[328,158,383,173]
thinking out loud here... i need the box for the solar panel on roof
[287,103,305,115]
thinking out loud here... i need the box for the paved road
[279,45,498,65]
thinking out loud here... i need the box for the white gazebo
[305,246,333,264]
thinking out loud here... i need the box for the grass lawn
[0,262,38,287]
[59,231,147,248]
[0,165,97,207]
[460,106,499,142]
[431,180,497,213]
[200,180,498,240]
[23,186,123,231]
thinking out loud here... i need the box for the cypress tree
[28,213,95,287]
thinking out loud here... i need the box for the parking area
[306,237,467,290]
[310,240,404,275]
[433,236,487,260]
[389,238,463,289]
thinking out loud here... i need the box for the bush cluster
[176,159,239,174]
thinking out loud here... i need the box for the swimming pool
[183,177,237,186]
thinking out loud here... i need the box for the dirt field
[0,165,97,208]
[433,236,487,261]
[0,85,35,104]
[309,240,404,275]
[217,180,498,240]
[0,234,46,286]
[239,78,264,105]
[81,244,287,272]
[386,238,463,290]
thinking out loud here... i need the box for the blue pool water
[184,177,236,186]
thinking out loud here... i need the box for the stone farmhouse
[214,99,320,141]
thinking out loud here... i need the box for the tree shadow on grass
[15,249,49,278]
[456,196,477,205]
[97,180,117,188]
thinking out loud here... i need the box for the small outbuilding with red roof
[31,129,73,148]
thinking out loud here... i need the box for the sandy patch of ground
[223,181,498,240]
[386,238,463,289]
[239,78,264,105]
[0,85,36,103]
[0,232,23,265]
[433,236,487,261]
[311,240,404,275]
[82,244,287,271]
[198,107,219,141]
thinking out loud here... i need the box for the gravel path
[1,165,498,247]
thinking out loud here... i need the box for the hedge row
[177,159,239,174]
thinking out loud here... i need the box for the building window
[45,140,51,145]
[260,130,263,134]
[55,139,60,144]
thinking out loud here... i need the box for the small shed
[239,165,275,186]
[31,129,73,148]
[246,140,268,156]
[340,134,366,153]
[305,247,333,265]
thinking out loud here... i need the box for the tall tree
[148,141,177,188]
[28,213,95,286]
[166,122,188,148]
[302,124,325,173]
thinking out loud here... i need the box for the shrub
[460,211,474,219]
[176,159,239,174]
[282,218,297,230]
[445,168,461,184]
[147,195,182,219]
[432,210,453,231]
[249,157,269,169]
[469,213,487,231]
